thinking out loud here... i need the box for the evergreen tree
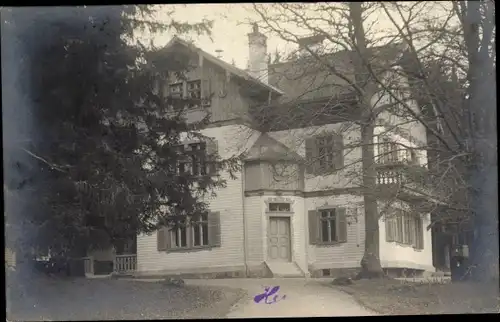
[3,6,239,260]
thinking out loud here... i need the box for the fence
[113,254,137,273]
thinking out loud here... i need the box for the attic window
[170,82,183,98]
[187,80,201,99]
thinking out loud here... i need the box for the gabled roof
[245,133,303,162]
[268,42,407,103]
[162,36,283,95]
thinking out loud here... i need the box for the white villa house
[85,26,442,278]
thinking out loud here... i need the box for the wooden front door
[268,217,291,262]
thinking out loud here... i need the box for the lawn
[329,278,500,315]
[7,272,246,321]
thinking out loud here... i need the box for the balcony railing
[114,254,137,273]
[376,163,430,193]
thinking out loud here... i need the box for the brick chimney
[247,23,268,84]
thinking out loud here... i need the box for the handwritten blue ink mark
[253,286,286,304]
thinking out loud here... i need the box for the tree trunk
[359,122,384,278]
[458,1,498,284]
[349,2,384,278]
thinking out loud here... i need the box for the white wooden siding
[306,194,365,270]
[243,196,265,264]
[136,125,260,273]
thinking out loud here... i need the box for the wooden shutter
[208,211,221,247]
[410,215,417,247]
[395,213,403,243]
[305,138,317,175]
[415,217,424,250]
[206,140,218,175]
[182,81,188,99]
[385,215,395,242]
[333,134,344,170]
[308,210,319,244]
[157,227,168,251]
[336,208,348,243]
[202,79,211,105]
[206,139,218,156]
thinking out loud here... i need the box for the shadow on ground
[327,278,500,315]
[7,273,245,321]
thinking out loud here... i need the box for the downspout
[241,159,249,277]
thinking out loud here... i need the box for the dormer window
[187,80,201,99]
[169,82,183,98]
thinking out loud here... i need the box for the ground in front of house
[327,277,500,315]
[185,278,378,317]
[7,274,245,321]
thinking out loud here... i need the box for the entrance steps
[266,262,304,278]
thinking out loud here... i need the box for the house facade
[99,26,439,278]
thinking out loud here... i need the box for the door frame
[267,216,292,262]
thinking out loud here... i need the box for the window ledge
[388,241,424,251]
[265,211,294,215]
[315,241,346,247]
[165,246,213,253]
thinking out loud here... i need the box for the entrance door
[268,217,291,262]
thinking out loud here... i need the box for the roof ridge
[163,36,283,95]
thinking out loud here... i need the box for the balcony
[375,161,436,202]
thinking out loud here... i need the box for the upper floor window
[168,79,210,108]
[187,80,201,99]
[379,138,398,164]
[169,82,183,98]
[305,133,344,175]
[177,142,217,177]
[378,137,418,165]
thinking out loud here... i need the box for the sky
[135,3,453,71]
[137,4,314,70]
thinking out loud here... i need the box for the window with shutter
[336,208,347,242]
[163,212,217,252]
[191,213,209,247]
[305,138,317,175]
[387,208,425,249]
[312,134,344,174]
[169,82,183,99]
[308,210,319,244]
[201,79,211,106]
[176,142,216,177]
[208,211,221,247]
[385,215,395,242]
[157,227,168,251]
[334,134,344,170]
[171,220,188,249]
[312,208,348,245]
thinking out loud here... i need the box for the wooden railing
[376,164,428,188]
[114,254,137,273]
[82,256,94,275]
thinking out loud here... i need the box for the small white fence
[81,254,137,276]
[113,254,137,273]
[82,256,94,275]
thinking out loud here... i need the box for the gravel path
[7,275,244,321]
[185,278,378,318]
